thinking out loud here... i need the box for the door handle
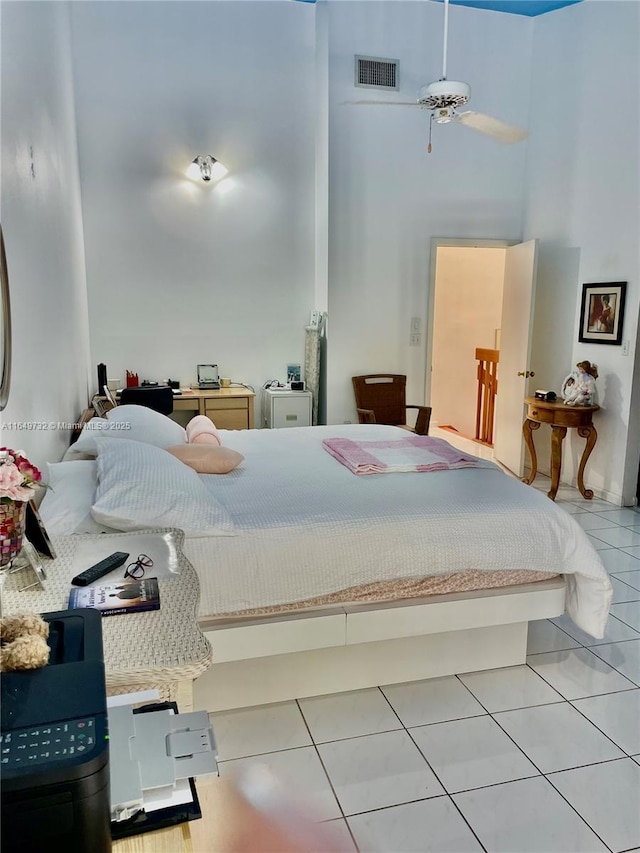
[517,371,535,378]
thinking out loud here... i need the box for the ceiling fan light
[435,107,455,124]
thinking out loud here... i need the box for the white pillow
[91,438,234,538]
[67,406,187,458]
[64,418,125,458]
[38,460,107,534]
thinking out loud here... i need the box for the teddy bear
[561,361,599,407]
[0,612,50,672]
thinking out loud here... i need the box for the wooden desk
[113,822,192,852]
[111,778,223,853]
[91,388,255,431]
[522,396,599,501]
[113,775,346,852]
[173,388,255,430]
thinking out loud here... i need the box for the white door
[493,239,538,477]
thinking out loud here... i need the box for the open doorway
[427,237,539,477]
[428,242,508,443]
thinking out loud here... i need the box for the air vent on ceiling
[355,56,399,90]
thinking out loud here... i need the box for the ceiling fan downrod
[442,0,450,81]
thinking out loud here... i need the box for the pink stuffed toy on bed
[186,415,222,446]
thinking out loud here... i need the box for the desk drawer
[209,411,247,430]
[205,400,249,430]
[528,405,594,428]
[552,409,594,428]
[205,398,248,412]
[174,398,200,412]
[527,406,555,424]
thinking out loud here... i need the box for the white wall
[0,1,90,473]
[525,0,640,503]
[325,0,532,424]
[69,1,317,393]
[431,247,505,437]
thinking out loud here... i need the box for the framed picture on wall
[578,282,627,345]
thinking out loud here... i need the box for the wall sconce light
[186,155,228,183]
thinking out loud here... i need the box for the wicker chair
[352,374,432,435]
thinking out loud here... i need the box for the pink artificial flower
[1,483,35,501]
[15,458,41,481]
[0,448,43,501]
[0,465,23,489]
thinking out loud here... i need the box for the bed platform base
[194,578,566,713]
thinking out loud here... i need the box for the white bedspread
[181,425,611,637]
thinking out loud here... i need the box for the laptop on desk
[197,364,220,390]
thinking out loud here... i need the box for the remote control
[71,552,130,586]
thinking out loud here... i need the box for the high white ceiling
[296,0,583,16]
[434,0,582,16]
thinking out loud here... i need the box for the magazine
[68,578,161,617]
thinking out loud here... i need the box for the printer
[1,609,111,853]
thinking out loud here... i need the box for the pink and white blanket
[322,435,490,475]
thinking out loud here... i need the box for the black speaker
[97,363,108,395]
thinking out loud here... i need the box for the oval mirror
[0,224,12,411]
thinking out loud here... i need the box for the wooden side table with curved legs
[522,397,599,501]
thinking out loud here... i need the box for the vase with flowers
[0,448,44,567]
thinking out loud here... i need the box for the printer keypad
[0,719,96,767]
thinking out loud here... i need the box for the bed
[43,413,612,712]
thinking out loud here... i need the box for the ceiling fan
[352,0,528,153]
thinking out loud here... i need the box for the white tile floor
[210,479,640,852]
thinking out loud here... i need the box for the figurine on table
[561,360,599,406]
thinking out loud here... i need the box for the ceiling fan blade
[456,111,528,143]
[347,100,422,106]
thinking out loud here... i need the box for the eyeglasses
[124,554,153,579]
